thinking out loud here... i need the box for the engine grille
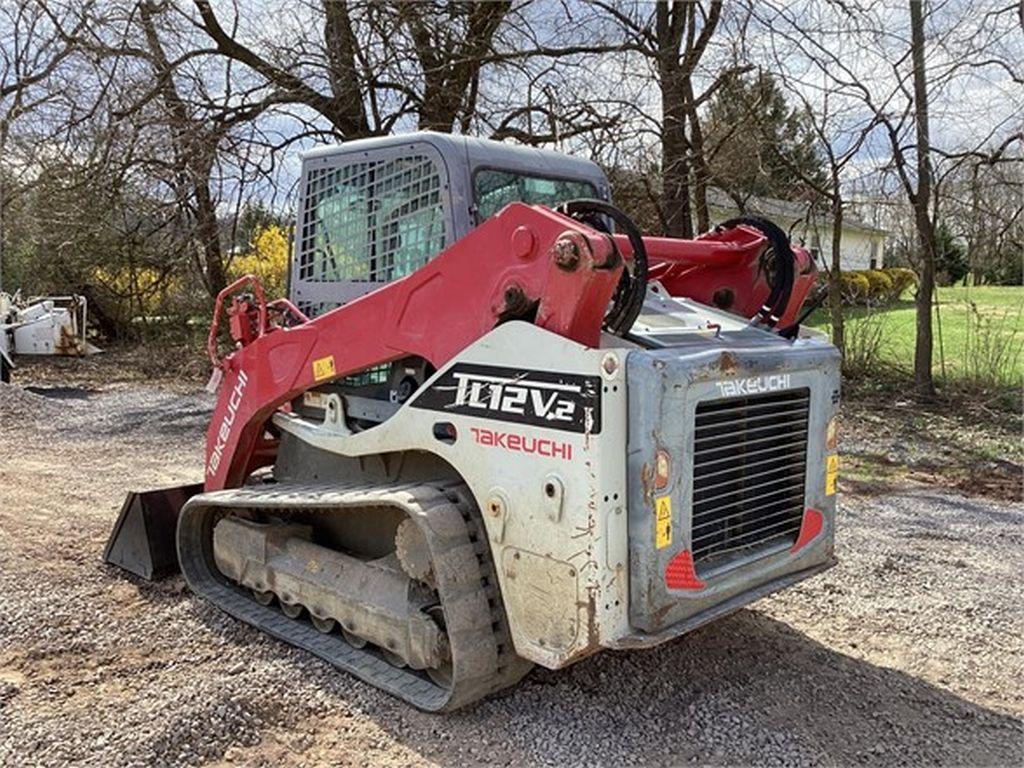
[691,388,810,573]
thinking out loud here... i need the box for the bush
[830,267,917,306]
[961,300,1023,390]
[842,310,889,377]
[864,270,893,302]
[885,267,917,301]
[229,225,289,298]
[839,272,870,303]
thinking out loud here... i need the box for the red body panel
[203,204,817,492]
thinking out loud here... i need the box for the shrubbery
[829,267,917,306]
[229,225,289,299]
[839,271,870,303]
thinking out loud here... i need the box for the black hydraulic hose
[779,286,827,339]
[778,239,835,338]
[556,198,649,336]
[718,216,796,329]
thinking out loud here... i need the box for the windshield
[473,169,597,221]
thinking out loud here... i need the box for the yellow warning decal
[825,454,839,496]
[312,355,336,382]
[655,495,673,549]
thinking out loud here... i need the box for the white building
[706,188,888,271]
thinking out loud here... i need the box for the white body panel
[275,321,630,668]
[0,294,100,362]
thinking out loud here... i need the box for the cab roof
[301,131,609,194]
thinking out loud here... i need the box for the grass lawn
[807,285,1024,387]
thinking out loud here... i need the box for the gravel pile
[1,384,1021,767]
[0,382,62,422]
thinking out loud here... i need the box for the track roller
[311,616,336,634]
[177,480,533,711]
[342,628,367,648]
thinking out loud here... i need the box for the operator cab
[291,132,610,317]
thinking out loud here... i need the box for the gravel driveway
[1,379,1021,767]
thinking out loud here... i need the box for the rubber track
[177,480,532,712]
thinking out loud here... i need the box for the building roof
[706,187,888,236]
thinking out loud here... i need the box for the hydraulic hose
[556,199,649,336]
[718,216,797,329]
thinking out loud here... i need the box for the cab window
[473,169,597,221]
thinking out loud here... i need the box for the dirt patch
[840,384,1023,501]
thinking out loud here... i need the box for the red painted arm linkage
[204,203,623,491]
[203,204,817,492]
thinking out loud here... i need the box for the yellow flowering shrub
[91,266,176,315]
[230,225,289,298]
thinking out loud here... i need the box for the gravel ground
[0,367,1021,767]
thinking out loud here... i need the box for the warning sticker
[825,454,839,496]
[655,495,672,549]
[312,355,336,382]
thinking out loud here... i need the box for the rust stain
[585,592,600,651]
[651,602,672,631]
[55,324,79,355]
[717,351,739,375]
[640,461,655,507]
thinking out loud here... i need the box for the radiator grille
[691,388,810,572]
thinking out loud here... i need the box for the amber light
[655,449,671,490]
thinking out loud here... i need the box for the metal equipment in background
[0,291,101,382]
[104,132,840,712]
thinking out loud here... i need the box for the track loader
[105,133,840,711]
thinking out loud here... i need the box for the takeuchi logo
[715,373,791,398]
[207,370,248,477]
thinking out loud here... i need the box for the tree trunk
[909,0,935,396]
[194,175,227,297]
[655,3,692,238]
[829,194,845,354]
[322,0,371,136]
[140,2,227,300]
[405,1,510,133]
[660,75,693,238]
[683,78,711,232]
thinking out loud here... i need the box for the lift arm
[204,203,624,491]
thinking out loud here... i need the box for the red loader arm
[204,204,816,493]
[623,226,816,328]
[204,203,624,491]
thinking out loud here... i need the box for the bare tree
[189,0,528,138]
[397,1,510,132]
[583,1,746,237]
[776,84,876,354]
[942,156,1023,284]
[0,0,89,291]
[753,0,1023,395]
[905,0,938,393]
